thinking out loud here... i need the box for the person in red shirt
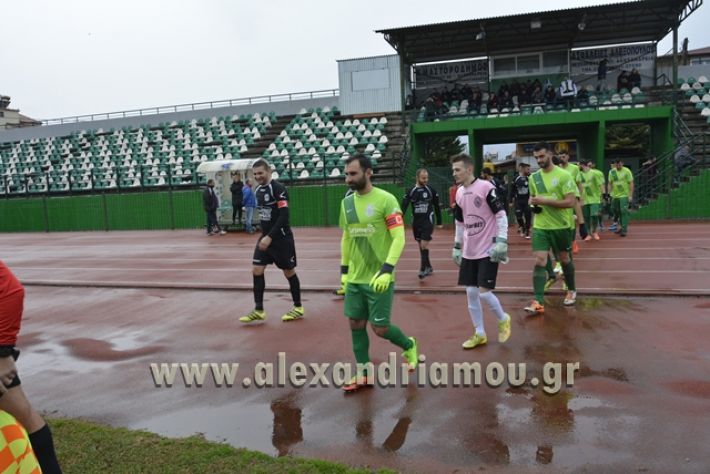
[448,181,458,214]
[0,260,62,473]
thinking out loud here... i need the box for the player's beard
[348,175,367,191]
[537,157,551,170]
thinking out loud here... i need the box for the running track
[1,222,710,472]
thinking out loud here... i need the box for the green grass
[49,417,394,474]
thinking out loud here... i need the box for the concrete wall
[0,96,338,144]
[0,110,21,130]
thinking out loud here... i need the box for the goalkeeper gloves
[452,243,462,266]
[488,237,509,264]
[369,264,394,293]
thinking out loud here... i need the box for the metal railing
[40,89,340,126]
[634,131,710,219]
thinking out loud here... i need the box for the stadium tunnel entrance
[408,107,674,179]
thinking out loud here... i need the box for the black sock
[419,248,426,271]
[254,274,265,310]
[29,423,62,474]
[287,274,301,307]
[422,249,431,268]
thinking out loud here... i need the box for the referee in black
[239,159,304,323]
[512,162,532,239]
[402,168,442,279]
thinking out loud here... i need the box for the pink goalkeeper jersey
[456,179,499,260]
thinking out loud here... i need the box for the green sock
[545,256,555,279]
[561,261,576,291]
[351,328,370,366]
[534,265,547,302]
[383,325,412,350]
[590,215,598,233]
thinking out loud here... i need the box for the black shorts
[458,257,499,289]
[1,348,21,389]
[253,236,297,270]
[412,220,434,241]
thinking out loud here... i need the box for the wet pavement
[2,223,710,472]
[15,287,710,473]
[3,223,710,295]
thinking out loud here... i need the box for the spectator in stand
[451,84,462,102]
[424,97,438,121]
[488,93,499,110]
[500,90,514,109]
[558,78,578,109]
[544,84,557,106]
[469,89,482,113]
[511,80,522,102]
[629,68,641,89]
[576,87,590,107]
[617,70,630,91]
[519,83,532,105]
[531,85,544,103]
[597,58,608,91]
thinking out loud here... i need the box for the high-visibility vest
[0,411,41,474]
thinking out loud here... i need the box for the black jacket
[203,186,219,212]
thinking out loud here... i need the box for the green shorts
[344,282,394,327]
[532,228,573,254]
[584,203,600,215]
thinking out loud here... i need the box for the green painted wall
[0,198,45,232]
[0,184,414,233]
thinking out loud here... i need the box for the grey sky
[2,0,707,120]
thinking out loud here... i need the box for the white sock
[466,287,485,336]
[480,291,507,321]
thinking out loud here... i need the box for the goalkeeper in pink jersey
[450,154,512,349]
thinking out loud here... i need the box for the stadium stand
[0,107,405,195]
[259,107,389,181]
[417,83,648,122]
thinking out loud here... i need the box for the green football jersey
[608,166,633,199]
[340,187,403,284]
[560,162,581,198]
[529,166,577,230]
[581,169,603,205]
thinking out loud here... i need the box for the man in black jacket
[203,179,223,235]
[512,163,532,239]
[230,173,244,226]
